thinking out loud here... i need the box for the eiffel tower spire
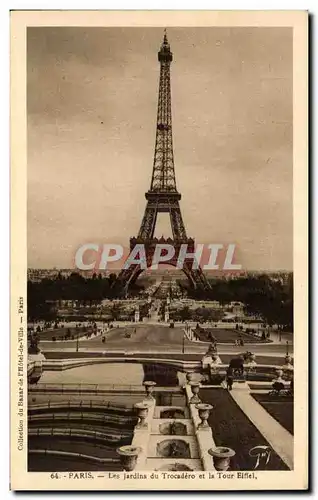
[150,30,177,193]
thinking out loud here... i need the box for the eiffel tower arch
[115,32,210,292]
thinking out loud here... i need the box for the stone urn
[143,380,156,401]
[189,382,201,404]
[134,402,149,428]
[285,354,292,364]
[284,354,293,369]
[195,403,213,430]
[208,446,236,471]
[246,353,257,374]
[275,368,284,383]
[249,353,256,363]
[117,445,142,471]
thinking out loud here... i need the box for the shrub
[52,336,56,342]
[272,381,285,394]
[209,374,225,385]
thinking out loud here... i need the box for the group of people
[234,338,245,347]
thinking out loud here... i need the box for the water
[39,362,185,386]
[40,363,145,385]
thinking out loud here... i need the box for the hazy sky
[27,27,293,270]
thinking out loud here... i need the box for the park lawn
[252,393,294,435]
[202,388,289,470]
[196,328,271,344]
[37,326,96,341]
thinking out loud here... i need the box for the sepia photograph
[10,10,308,491]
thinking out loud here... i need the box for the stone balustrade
[185,384,216,470]
[37,357,293,376]
[131,396,156,470]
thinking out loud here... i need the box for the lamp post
[182,332,185,354]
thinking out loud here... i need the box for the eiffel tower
[115,32,210,292]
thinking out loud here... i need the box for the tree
[179,306,191,321]
[28,333,40,354]
[110,303,120,321]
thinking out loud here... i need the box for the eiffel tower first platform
[115,32,210,292]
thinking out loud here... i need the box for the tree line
[179,274,293,330]
[27,271,293,330]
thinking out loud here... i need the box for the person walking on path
[226,368,234,391]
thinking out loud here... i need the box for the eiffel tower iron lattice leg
[115,32,210,292]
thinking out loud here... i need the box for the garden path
[230,389,293,470]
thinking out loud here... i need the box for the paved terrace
[38,324,293,357]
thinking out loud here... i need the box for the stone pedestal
[135,309,140,322]
[246,359,257,375]
[28,351,46,363]
[285,354,293,365]
[201,355,212,370]
[186,372,195,383]
[249,353,256,363]
[208,447,236,471]
[143,381,156,401]
[273,368,284,384]
[283,354,293,372]
[211,353,222,364]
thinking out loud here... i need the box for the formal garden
[27,321,100,342]
[252,393,294,435]
[202,388,289,470]
[193,326,272,344]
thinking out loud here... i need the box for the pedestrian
[226,369,234,391]
[227,374,233,391]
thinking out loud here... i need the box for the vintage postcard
[10,10,308,491]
